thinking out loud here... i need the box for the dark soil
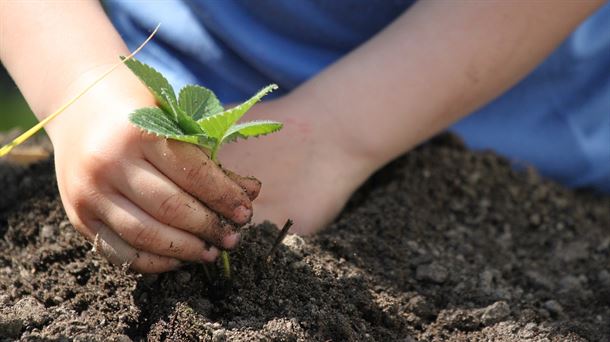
[1,135,608,341]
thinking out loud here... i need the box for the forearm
[289,0,605,167]
[0,1,146,124]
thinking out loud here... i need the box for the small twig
[266,219,294,263]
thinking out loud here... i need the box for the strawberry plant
[122,57,282,279]
[0,26,282,281]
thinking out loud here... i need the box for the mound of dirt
[1,135,608,341]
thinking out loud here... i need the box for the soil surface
[1,135,608,341]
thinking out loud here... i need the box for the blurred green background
[0,65,38,132]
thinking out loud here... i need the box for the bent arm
[288,0,606,168]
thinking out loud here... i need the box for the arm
[0,1,139,119]
[0,1,257,272]
[297,0,606,167]
[220,0,606,233]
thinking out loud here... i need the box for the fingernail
[233,205,252,224]
[223,233,240,249]
[202,246,220,262]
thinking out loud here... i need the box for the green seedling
[122,57,282,279]
[0,25,281,282]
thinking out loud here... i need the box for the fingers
[94,193,220,263]
[114,159,240,249]
[88,220,182,273]
[223,168,262,201]
[141,138,253,225]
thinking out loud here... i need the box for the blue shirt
[105,0,610,193]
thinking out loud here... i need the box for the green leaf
[160,88,203,135]
[121,57,176,112]
[198,84,278,141]
[222,120,283,144]
[129,107,200,144]
[178,85,224,121]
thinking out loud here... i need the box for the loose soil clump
[1,135,608,341]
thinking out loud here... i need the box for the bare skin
[1,1,257,273]
[220,0,606,234]
[0,0,605,272]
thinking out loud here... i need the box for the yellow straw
[0,24,161,157]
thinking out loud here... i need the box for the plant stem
[221,251,231,278]
[210,147,219,164]
[209,148,231,279]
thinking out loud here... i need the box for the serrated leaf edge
[221,120,283,144]
[121,56,177,112]
[197,84,278,127]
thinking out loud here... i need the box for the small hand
[218,97,375,235]
[48,76,259,273]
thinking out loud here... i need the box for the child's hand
[46,73,258,273]
[217,97,377,235]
